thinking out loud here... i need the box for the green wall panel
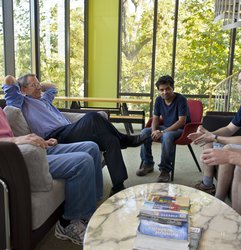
[88,0,119,107]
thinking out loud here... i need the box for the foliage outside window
[13,0,31,78]
[175,0,230,111]
[69,0,85,97]
[120,0,154,115]
[120,0,238,113]
[39,0,65,96]
[154,0,175,94]
[120,0,154,95]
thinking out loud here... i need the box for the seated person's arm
[151,115,161,132]
[212,122,240,137]
[41,82,58,103]
[0,133,57,148]
[2,75,24,108]
[151,115,162,141]
[40,82,56,92]
[188,122,240,145]
[164,115,186,132]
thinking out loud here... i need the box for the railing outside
[214,0,241,30]
[212,71,240,112]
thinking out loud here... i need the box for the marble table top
[83,183,241,250]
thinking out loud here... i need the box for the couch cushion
[31,180,65,229]
[61,112,86,123]
[18,144,53,192]
[61,110,108,123]
[3,106,31,136]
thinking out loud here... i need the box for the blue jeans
[140,127,183,172]
[47,141,103,221]
[46,112,128,187]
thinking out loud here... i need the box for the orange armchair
[145,99,203,181]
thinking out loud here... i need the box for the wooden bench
[56,97,151,135]
[109,111,145,135]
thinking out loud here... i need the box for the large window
[69,0,85,97]
[39,0,65,95]
[120,0,155,115]
[154,0,175,92]
[119,0,234,112]
[120,0,154,95]
[175,0,230,110]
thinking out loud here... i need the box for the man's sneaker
[157,169,171,183]
[194,181,216,196]
[136,163,154,176]
[55,219,87,245]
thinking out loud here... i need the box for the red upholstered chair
[145,99,203,181]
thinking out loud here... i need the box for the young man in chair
[0,107,103,245]
[3,74,147,196]
[137,75,190,182]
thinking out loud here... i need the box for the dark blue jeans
[46,112,128,186]
[140,127,183,172]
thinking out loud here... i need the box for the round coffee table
[83,183,241,250]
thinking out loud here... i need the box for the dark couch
[0,142,64,250]
[202,111,241,136]
[0,99,108,250]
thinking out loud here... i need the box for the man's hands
[40,82,56,92]
[4,75,17,85]
[201,148,232,166]
[151,130,163,142]
[188,126,215,146]
[45,138,58,146]
[10,133,57,148]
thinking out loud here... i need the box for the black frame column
[30,0,40,79]
[2,0,15,76]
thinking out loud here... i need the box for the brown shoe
[194,181,216,196]
[136,164,154,176]
[157,169,170,183]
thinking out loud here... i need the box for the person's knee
[85,141,100,152]
[141,127,151,136]
[204,142,214,149]
[162,132,175,144]
[109,135,120,146]
[223,144,232,150]
[74,153,95,174]
[85,111,101,120]
[234,166,241,178]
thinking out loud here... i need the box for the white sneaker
[55,219,87,245]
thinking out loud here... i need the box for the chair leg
[187,144,202,172]
[171,146,176,182]
[139,160,144,169]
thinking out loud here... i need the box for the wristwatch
[213,135,218,143]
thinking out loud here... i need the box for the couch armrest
[0,142,32,250]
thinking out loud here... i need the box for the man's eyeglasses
[27,82,41,88]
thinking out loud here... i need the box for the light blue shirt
[2,84,71,138]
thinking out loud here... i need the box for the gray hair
[17,73,36,87]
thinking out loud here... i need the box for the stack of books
[133,194,201,250]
